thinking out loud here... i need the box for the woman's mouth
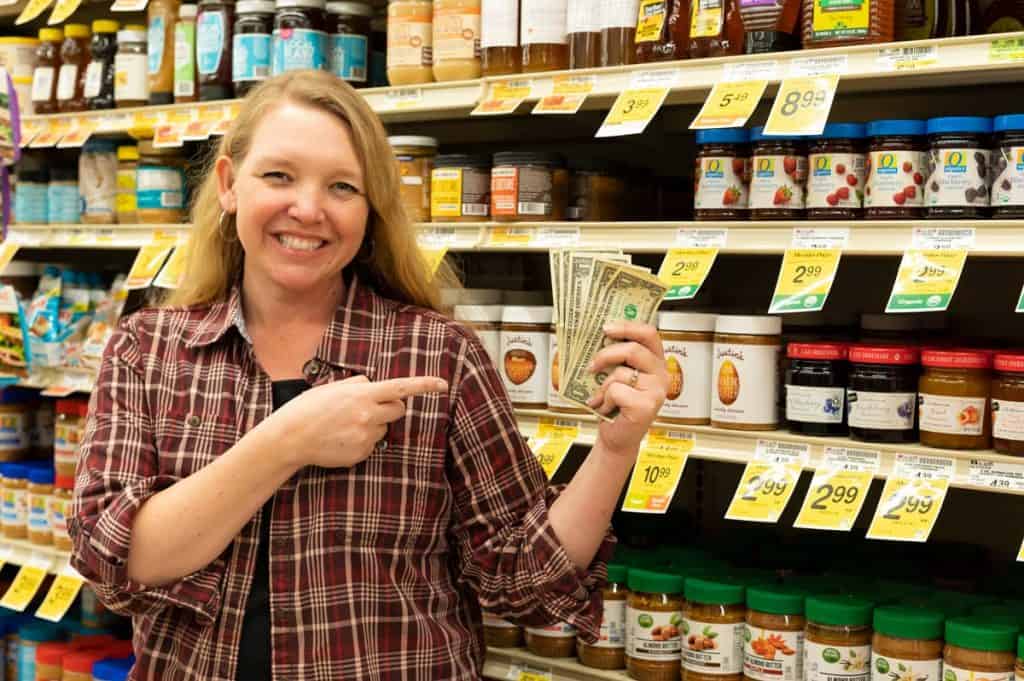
[276,234,326,251]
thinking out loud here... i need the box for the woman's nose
[288,185,326,224]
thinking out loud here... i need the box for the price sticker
[533,75,595,115]
[658,249,719,301]
[0,243,20,274]
[15,0,54,24]
[990,36,1024,63]
[966,458,1024,493]
[769,250,840,314]
[622,430,694,513]
[866,454,954,542]
[41,383,79,398]
[154,111,195,148]
[183,108,224,141]
[763,74,839,137]
[725,441,809,523]
[47,0,83,24]
[876,45,939,71]
[794,447,880,531]
[153,240,190,289]
[528,419,579,480]
[534,226,580,247]
[383,87,424,110]
[487,226,535,246]
[36,566,84,623]
[420,247,448,277]
[0,565,48,611]
[125,237,177,290]
[30,121,71,148]
[690,80,768,129]
[886,250,967,312]
[471,80,533,116]
[211,105,239,137]
[511,664,553,681]
[111,0,149,11]
[596,70,678,138]
[56,120,98,148]
[18,120,41,148]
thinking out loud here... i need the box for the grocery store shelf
[0,538,72,574]
[15,366,96,394]
[515,409,1024,497]
[484,647,628,681]
[7,224,189,249]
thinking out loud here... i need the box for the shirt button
[187,415,200,427]
[302,358,323,378]
[378,440,388,451]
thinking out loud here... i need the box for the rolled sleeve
[69,321,225,625]
[446,332,616,642]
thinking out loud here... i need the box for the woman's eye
[332,182,359,195]
[262,171,290,182]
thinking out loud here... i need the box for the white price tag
[791,228,850,249]
[912,227,976,250]
[876,45,939,71]
[534,227,581,247]
[676,228,728,248]
[787,55,849,76]
[723,60,779,82]
[966,459,1024,492]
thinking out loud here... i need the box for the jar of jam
[233,0,274,97]
[993,114,1024,218]
[274,0,328,73]
[197,0,235,100]
[636,0,689,62]
[924,116,993,219]
[491,152,569,222]
[864,119,927,219]
[918,349,992,451]
[847,344,919,443]
[807,123,867,220]
[387,0,434,85]
[750,126,808,220]
[328,1,372,85]
[520,0,568,72]
[114,25,149,108]
[32,28,63,115]
[57,24,91,113]
[84,20,119,110]
[992,353,1024,457]
[599,0,638,66]
[786,342,849,437]
[695,127,750,220]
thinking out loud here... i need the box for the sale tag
[47,0,83,24]
[533,75,595,115]
[528,419,579,480]
[0,243,20,274]
[990,36,1024,63]
[471,80,533,116]
[659,229,728,300]
[0,565,48,611]
[56,120,98,148]
[769,229,848,314]
[596,70,678,138]
[886,228,974,313]
[420,247,448,277]
[794,447,880,531]
[866,454,954,542]
[15,0,53,24]
[153,240,190,289]
[111,0,148,11]
[764,75,839,136]
[35,565,84,623]
[966,458,1024,493]
[126,237,177,290]
[511,664,553,681]
[487,226,535,246]
[725,440,809,523]
[690,80,768,129]
[876,45,939,71]
[18,120,41,148]
[30,121,71,148]
[622,430,694,513]
[383,87,424,110]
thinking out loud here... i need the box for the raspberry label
[808,153,866,208]
[751,154,807,210]
[865,150,926,208]
[695,156,750,210]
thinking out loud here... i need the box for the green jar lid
[628,568,685,595]
[607,563,629,584]
[873,606,944,640]
[686,577,745,606]
[806,595,874,627]
[945,617,1019,653]
[18,621,63,643]
[747,586,806,615]
[1018,632,1023,660]
[973,602,1024,623]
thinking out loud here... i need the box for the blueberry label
[197,11,226,75]
[329,34,368,82]
[272,28,327,74]
[233,33,271,83]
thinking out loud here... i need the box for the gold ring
[629,368,640,388]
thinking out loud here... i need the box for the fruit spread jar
[526,622,577,658]
[432,0,482,81]
[482,612,523,647]
[924,116,993,219]
[804,596,873,681]
[233,0,275,97]
[430,154,491,222]
[626,569,685,681]
[481,0,520,76]
[944,618,1018,681]
[387,0,433,85]
[993,114,1024,218]
[683,578,746,681]
[807,123,867,219]
[273,0,328,75]
[499,306,552,409]
[711,315,782,431]
[918,349,991,450]
[864,119,927,219]
[744,586,806,681]
[578,563,628,670]
[520,0,569,73]
[749,126,808,220]
[872,606,944,681]
[785,342,848,437]
[847,344,919,444]
[491,152,569,222]
[390,135,438,223]
[695,127,750,221]
[992,353,1024,456]
[659,312,716,426]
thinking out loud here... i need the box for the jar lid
[276,0,327,8]
[453,305,503,323]
[920,348,992,370]
[867,119,927,137]
[873,606,944,640]
[179,3,198,17]
[38,28,63,41]
[57,398,90,418]
[63,649,110,674]
[806,595,874,627]
[118,28,147,42]
[819,123,867,140]
[787,342,848,361]
[501,305,553,325]
[994,114,1024,133]
[926,116,993,136]
[64,23,90,38]
[493,152,565,168]
[327,1,373,15]
[750,125,805,143]
[92,19,120,33]
[0,462,28,480]
[945,617,1018,653]
[237,0,275,13]
[659,311,717,333]
[685,577,745,606]
[93,658,134,681]
[627,568,684,595]
[994,353,1024,373]
[387,135,438,149]
[27,466,54,485]
[35,642,73,666]
[746,586,806,615]
[848,344,919,365]
[84,138,117,152]
[696,128,749,145]
[607,563,628,584]
[117,145,140,161]
[860,313,922,332]
[714,314,782,336]
[125,23,146,31]
[434,153,492,169]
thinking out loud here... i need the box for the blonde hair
[165,70,459,311]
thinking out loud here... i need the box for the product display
[520,0,569,72]
[577,563,628,670]
[136,142,188,223]
[174,4,198,103]
[329,1,373,84]
[992,114,1024,217]
[925,116,993,218]
[84,20,119,110]
[918,349,992,451]
[430,154,491,221]
[750,127,808,220]
[499,305,552,408]
[198,0,234,100]
[387,0,434,84]
[744,586,806,681]
[481,0,520,75]
[626,569,685,681]
[32,29,62,115]
[943,618,1018,681]
[695,128,751,220]
[807,124,867,219]
[57,24,90,113]
[684,578,746,681]
[711,315,782,431]
[865,119,928,219]
[114,25,149,107]
[804,596,874,681]
[391,135,438,223]
[872,606,944,681]
[526,622,578,658]
[491,152,569,221]
[148,0,181,105]
[659,312,716,425]
[847,345,919,443]
[786,342,848,437]
[992,353,1024,456]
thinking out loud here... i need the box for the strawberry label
[751,154,807,210]
[695,155,750,210]
[864,150,927,208]
[807,152,866,209]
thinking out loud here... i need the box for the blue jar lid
[82,139,117,152]
[28,466,54,485]
[926,116,993,135]
[994,114,1024,133]
[0,387,35,405]
[819,123,867,139]
[18,620,64,643]
[92,657,134,681]
[867,119,927,137]
[696,128,749,144]
[0,463,29,480]
[750,126,804,142]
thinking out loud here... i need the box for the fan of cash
[549,249,669,421]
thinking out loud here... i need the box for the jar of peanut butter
[1,463,29,540]
[27,466,54,546]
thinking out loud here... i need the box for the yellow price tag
[769,248,841,314]
[487,226,535,246]
[763,75,839,136]
[658,248,719,301]
[532,76,595,115]
[690,80,768,129]
[1018,536,1024,562]
[0,243,21,274]
[622,430,693,513]
[529,419,579,480]
[794,447,880,532]
[0,565,48,611]
[35,573,84,623]
[47,0,83,24]
[126,238,177,290]
[15,0,54,24]
[886,249,967,313]
[111,0,148,11]
[866,454,954,542]
[211,105,239,137]
[420,247,448,278]
[990,36,1024,63]
[18,120,41,148]
[472,80,533,116]
[725,441,809,523]
[154,112,194,148]
[153,241,190,289]
[30,121,71,149]
[597,87,671,138]
[56,120,98,149]
[519,672,552,681]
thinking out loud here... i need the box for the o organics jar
[626,569,685,681]
[872,606,944,681]
[918,349,992,450]
[992,353,1024,456]
[807,123,867,219]
[578,563,628,670]
[924,116,993,219]
[804,596,873,681]
[749,126,808,220]
[683,578,746,681]
[944,618,1017,681]
[992,114,1024,218]
[864,119,927,219]
[694,127,750,220]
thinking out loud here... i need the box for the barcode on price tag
[877,46,939,71]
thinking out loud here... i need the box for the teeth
[277,234,324,251]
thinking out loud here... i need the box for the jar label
[568,0,600,32]
[273,28,329,74]
[491,166,555,218]
[804,641,870,681]
[432,167,490,219]
[434,6,481,62]
[872,654,940,681]
[1,488,27,527]
[491,166,519,216]
[148,15,166,75]
[521,0,569,45]
[744,626,804,681]
[605,0,643,28]
[548,332,577,411]
[636,0,667,42]
[47,495,69,537]
[84,61,104,99]
[786,385,845,424]
[918,393,985,436]
[864,150,926,208]
[807,152,866,209]
[114,52,149,102]
[500,328,550,405]
[175,21,197,97]
[683,619,744,675]
[14,183,48,224]
[695,156,750,211]
[481,0,518,47]
[387,7,433,67]
[482,613,517,628]
[846,390,915,430]
[993,146,1024,208]
[329,34,369,82]
[594,599,626,649]
[31,66,54,102]
[992,397,1024,440]
[28,494,49,532]
[711,342,780,426]
[48,183,82,224]
[660,338,713,421]
[750,155,807,210]
[117,169,138,214]
[811,0,870,40]
[137,166,186,211]
[56,63,78,101]
[924,148,991,207]
[691,0,724,39]
[197,11,226,76]
[943,664,1012,681]
[525,622,576,638]
[0,412,30,452]
[626,606,683,661]
[234,33,272,83]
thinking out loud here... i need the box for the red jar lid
[55,473,74,490]
[62,649,109,673]
[995,353,1024,373]
[848,345,919,365]
[921,349,992,370]
[56,398,89,419]
[788,342,848,360]
[36,641,73,666]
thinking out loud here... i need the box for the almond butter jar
[683,578,747,681]
[526,622,578,658]
[578,563,628,670]
[499,306,552,409]
[944,618,1018,681]
[549,321,584,414]
[711,315,782,431]
[871,606,944,681]
[744,586,806,681]
[804,596,873,681]
[453,304,502,364]
[626,569,686,681]
[918,349,992,450]
[482,612,524,648]
[659,312,716,426]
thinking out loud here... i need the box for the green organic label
[670,613,683,626]
[876,658,890,674]
[886,292,952,312]
[823,648,841,664]
[638,613,654,628]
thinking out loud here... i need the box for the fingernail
[603,323,614,333]
[587,362,596,372]
[587,395,600,407]
[436,379,448,390]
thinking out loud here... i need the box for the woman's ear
[214,156,237,215]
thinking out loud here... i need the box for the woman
[70,70,669,681]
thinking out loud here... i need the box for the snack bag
[25,266,63,368]
[81,274,128,371]
[0,285,27,377]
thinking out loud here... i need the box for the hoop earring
[219,210,238,243]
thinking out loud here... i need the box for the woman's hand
[586,321,668,458]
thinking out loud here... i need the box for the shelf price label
[15,0,54,24]
[769,229,848,314]
[876,46,939,71]
[153,239,190,289]
[0,243,20,275]
[487,226,535,246]
[596,69,678,138]
[511,664,553,681]
[30,121,71,149]
[472,80,533,116]
[47,0,83,24]
[989,36,1024,63]
[533,75,595,115]
[57,120,99,148]
[126,236,178,290]
[725,440,809,523]
[419,247,448,278]
[111,0,149,11]
[622,430,693,514]
[154,111,196,148]
[18,120,41,148]
[763,74,839,137]
[886,227,974,313]
[794,447,880,531]
[36,565,84,623]
[690,80,768,129]
[866,454,954,542]
[966,458,1024,493]
[527,419,579,480]
[0,553,50,612]
[659,229,728,300]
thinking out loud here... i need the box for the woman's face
[216,100,371,299]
